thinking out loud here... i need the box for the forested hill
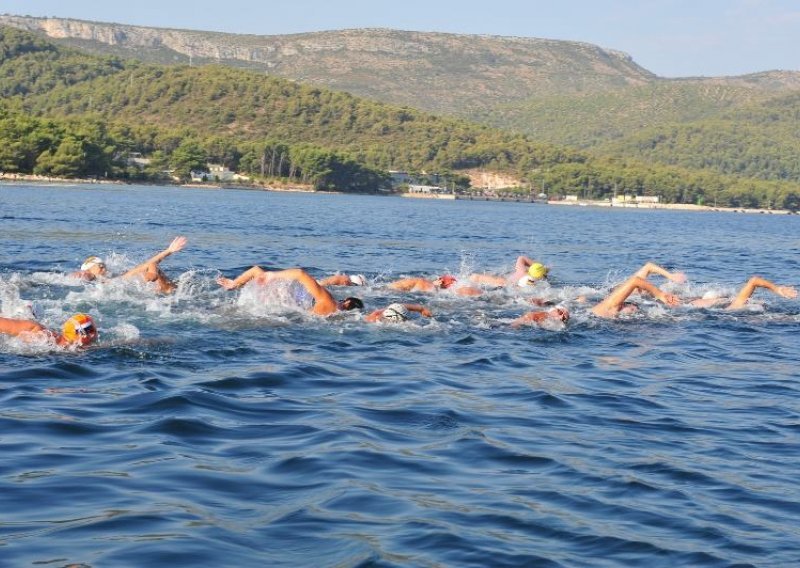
[0,27,582,175]
[1,26,799,210]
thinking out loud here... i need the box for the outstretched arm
[511,311,549,328]
[592,276,680,318]
[634,261,686,283]
[217,265,267,290]
[388,277,433,292]
[468,273,507,287]
[513,256,536,273]
[142,236,187,267]
[319,274,352,287]
[120,236,187,284]
[404,304,432,317]
[726,276,798,310]
[0,317,48,337]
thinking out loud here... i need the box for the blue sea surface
[1,183,799,567]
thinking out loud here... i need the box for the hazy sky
[2,0,798,77]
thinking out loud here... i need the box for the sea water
[1,183,799,567]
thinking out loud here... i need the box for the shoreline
[545,199,794,215]
[1,173,794,215]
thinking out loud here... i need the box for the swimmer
[388,274,482,296]
[689,276,797,310]
[365,303,432,323]
[71,236,188,294]
[0,313,98,347]
[469,256,549,288]
[592,274,796,318]
[511,306,570,327]
[72,256,108,281]
[591,275,680,318]
[319,273,368,287]
[217,266,363,316]
[119,236,188,293]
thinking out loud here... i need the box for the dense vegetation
[476,81,773,148]
[1,26,799,209]
[596,91,800,182]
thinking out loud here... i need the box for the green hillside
[595,91,800,183]
[475,80,779,148]
[1,26,799,209]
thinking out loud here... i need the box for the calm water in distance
[1,183,799,567]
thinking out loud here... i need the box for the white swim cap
[349,274,367,286]
[702,290,721,300]
[382,303,410,322]
[80,256,105,271]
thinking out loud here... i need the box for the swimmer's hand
[669,271,687,284]
[217,276,236,290]
[419,307,433,318]
[167,236,188,254]
[776,285,797,299]
[659,293,681,307]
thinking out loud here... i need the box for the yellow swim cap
[527,263,549,280]
[62,313,98,346]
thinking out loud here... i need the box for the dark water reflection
[1,184,799,566]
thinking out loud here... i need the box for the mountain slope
[0,15,657,115]
[596,91,800,182]
[476,75,800,148]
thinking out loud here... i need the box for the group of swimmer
[0,236,797,350]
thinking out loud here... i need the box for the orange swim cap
[62,313,98,346]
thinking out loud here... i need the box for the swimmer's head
[382,303,410,322]
[338,297,364,311]
[527,263,549,280]
[348,274,367,286]
[80,256,106,276]
[62,313,98,346]
[550,306,570,323]
[434,274,457,289]
[702,290,721,300]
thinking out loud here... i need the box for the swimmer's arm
[404,304,432,318]
[629,278,679,305]
[634,262,687,283]
[365,309,384,323]
[0,317,48,337]
[319,274,351,287]
[69,270,96,281]
[592,276,679,317]
[143,236,188,267]
[217,265,267,290]
[468,273,506,287]
[726,276,798,310]
[455,285,483,297]
[511,311,548,328]
[388,278,427,291]
[514,256,536,272]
